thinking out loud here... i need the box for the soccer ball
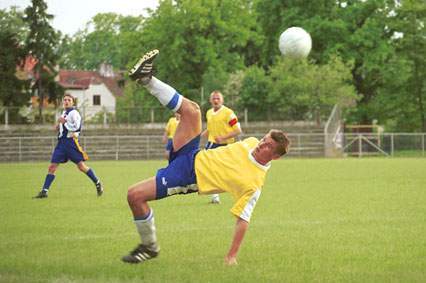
[279,27,312,59]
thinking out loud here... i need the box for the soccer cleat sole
[128,49,159,80]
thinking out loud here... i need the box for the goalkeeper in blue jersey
[33,94,103,199]
[122,50,290,265]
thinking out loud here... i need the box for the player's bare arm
[225,217,249,265]
[215,127,242,144]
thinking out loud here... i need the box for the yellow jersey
[165,117,179,138]
[206,106,240,144]
[194,137,270,222]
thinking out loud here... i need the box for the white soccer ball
[279,27,312,59]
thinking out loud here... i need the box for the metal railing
[0,133,424,162]
[0,105,334,126]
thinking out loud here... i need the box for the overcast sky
[0,0,159,35]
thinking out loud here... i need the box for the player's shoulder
[222,105,235,113]
[68,108,80,115]
[243,137,260,145]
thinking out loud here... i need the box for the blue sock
[134,209,152,221]
[42,174,55,191]
[86,169,99,184]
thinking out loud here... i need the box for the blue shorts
[155,136,200,199]
[205,142,226,150]
[165,139,173,151]
[51,138,88,164]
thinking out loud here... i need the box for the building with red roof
[58,63,124,119]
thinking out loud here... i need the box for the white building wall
[64,83,116,120]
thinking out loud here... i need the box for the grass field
[1,158,425,283]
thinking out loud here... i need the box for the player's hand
[58,117,66,124]
[215,136,224,144]
[224,256,238,266]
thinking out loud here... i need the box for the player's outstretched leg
[129,49,201,151]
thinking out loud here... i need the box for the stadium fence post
[422,134,425,156]
[390,134,394,156]
[150,109,155,123]
[103,111,107,126]
[358,134,362,157]
[4,108,9,129]
[116,136,119,160]
[18,137,22,162]
[297,134,301,157]
[146,136,150,159]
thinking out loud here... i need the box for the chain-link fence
[0,133,424,162]
[0,104,333,126]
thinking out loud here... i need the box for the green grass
[0,159,425,283]
[392,150,426,157]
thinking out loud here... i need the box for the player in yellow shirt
[202,90,242,203]
[162,113,180,159]
[123,50,290,265]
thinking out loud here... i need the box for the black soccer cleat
[128,49,159,81]
[122,244,159,264]
[96,181,104,197]
[33,190,48,199]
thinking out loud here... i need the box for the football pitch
[0,158,425,283]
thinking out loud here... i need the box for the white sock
[134,210,159,252]
[145,76,183,112]
[211,194,220,202]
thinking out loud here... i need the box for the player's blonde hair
[210,90,223,99]
[270,129,290,156]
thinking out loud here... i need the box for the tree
[254,0,344,68]
[23,0,62,122]
[238,66,273,121]
[254,0,405,127]
[60,13,144,70]
[392,0,426,131]
[0,31,30,107]
[137,0,257,101]
[267,56,357,123]
[223,70,245,109]
[0,7,28,43]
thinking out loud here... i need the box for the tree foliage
[23,0,62,121]
[3,0,425,130]
[60,13,144,70]
[0,31,30,107]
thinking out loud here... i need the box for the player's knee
[76,161,88,171]
[181,99,201,118]
[48,164,57,174]
[127,186,143,205]
[189,100,201,116]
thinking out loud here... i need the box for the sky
[0,0,159,35]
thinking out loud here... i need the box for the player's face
[210,93,223,110]
[63,96,74,108]
[254,134,279,161]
